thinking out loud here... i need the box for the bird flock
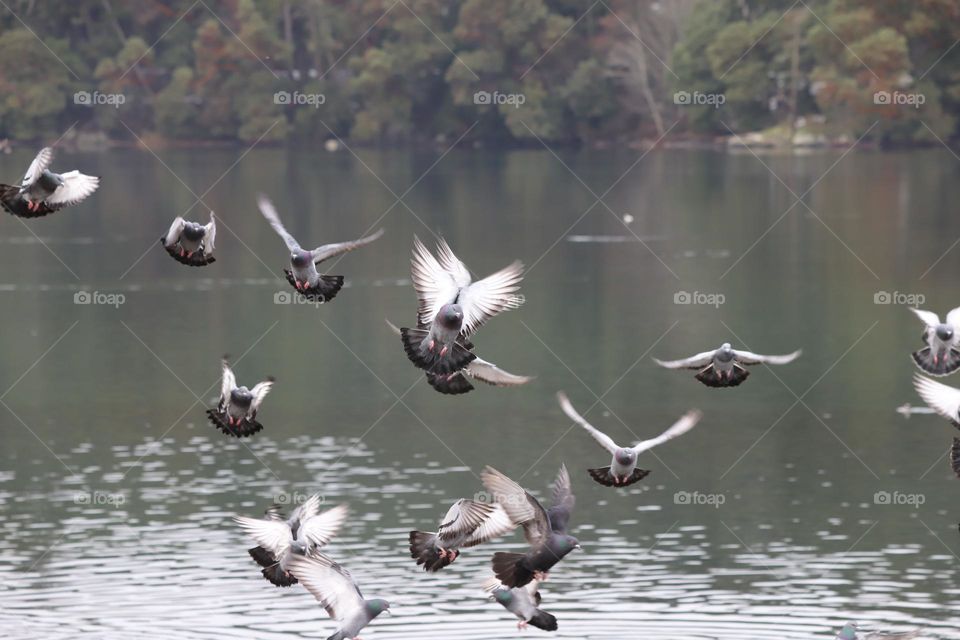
[1,147,949,639]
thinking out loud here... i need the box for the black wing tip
[695,365,749,388]
[261,563,299,587]
[425,371,475,395]
[491,551,532,588]
[248,545,277,568]
[206,409,263,438]
[528,610,558,631]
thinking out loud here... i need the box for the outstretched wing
[733,349,802,366]
[653,350,716,369]
[437,499,495,542]
[249,378,275,413]
[311,228,385,264]
[22,147,53,187]
[464,358,533,387]
[233,514,291,556]
[460,503,516,548]
[410,236,461,327]
[257,194,301,253]
[220,359,237,403]
[481,466,551,548]
[913,374,960,423]
[287,554,366,623]
[458,260,524,338]
[632,410,702,453]
[911,307,941,328]
[203,211,216,256]
[547,464,575,534]
[298,504,349,548]
[556,391,619,454]
[45,171,99,206]
[163,217,186,247]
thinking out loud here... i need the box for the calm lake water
[1,145,959,639]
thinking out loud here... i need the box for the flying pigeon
[287,553,391,640]
[234,496,348,587]
[909,307,960,376]
[836,621,922,639]
[409,498,515,571]
[0,147,99,218]
[385,319,532,395]
[911,374,960,479]
[400,237,524,375]
[556,391,702,487]
[161,211,216,266]
[482,576,557,632]
[654,342,802,388]
[482,465,580,588]
[257,194,383,302]
[205,357,274,437]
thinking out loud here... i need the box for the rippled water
[1,147,959,639]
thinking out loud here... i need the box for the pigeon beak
[575,544,582,551]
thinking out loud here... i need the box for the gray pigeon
[161,211,217,266]
[257,194,384,302]
[386,319,533,395]
[911,374,960,478]
[287,553,390,640]
[0,147,99,218]
[836,621,922,639]
[400,236,524,375]
[483,576,557,632]
[483,465,580,588]
[234,496,348,587]
[654,342,801,387]
[205,357,274,438]
[909,306,960,376]
[409,498,515,571]
[557,391,701,487]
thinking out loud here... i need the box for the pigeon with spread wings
[234,496,348,587]
[0,147,99,218]
[409,498,515,571]
[205,357,274,437]
[399,237,523,376]
[287,553,390,640]
[912,374,960,479]
[483,576,558,632]
[557,391,701,487]
[161,211,216,266]
[482,465,580,588]
[257,194,384,302]
[909,306,960,376]
[654,342,801,388]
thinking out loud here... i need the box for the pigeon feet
[428,340,435,351]
[533,571,548,582]
[517,621,528,630]
[439,345,448,357]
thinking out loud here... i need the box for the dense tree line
[0,0,957,146]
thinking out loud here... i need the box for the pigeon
[556,391,702,487]
[482,465,580,588]
[161,211,217,266]
[836,621,922,639]
[0,147,99,218]
[911,374,960,478]
[654,342,802,388]
[483,576,557,632]
[909,307,960,376]
[287,553,390,640]
[257,194,383,302]
[409,498,515,571]
[205,357,274,437]
[234,496,348,587]
[385,319,533,395]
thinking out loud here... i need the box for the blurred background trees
[0,0,956,147]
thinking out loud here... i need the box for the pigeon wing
[220,359,237,403]
[163,217,186,247]
[233,515,291,556]
[44,171,99,207]
[298,505,349,548]
[464,358,533,387]
[458,260,524,338]
[653,350,716,369]
[733,349,802,365]
[257,194,301,253]
[203,211,216,256]
[481,466,551,547]
[557,391,619,454]
[249,378,274,414]
[911,307,941,328]
[287,554,366,623]
[22,147,53,186]
[546,464,575,534]
[311,228,385,264]
[632,410,702,453]
[460,503,516,548]
[913,374,960,423]
[410,236,460,327]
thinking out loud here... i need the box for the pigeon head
[183,222,206,242]
[436,304,464,331]
[837,622,858,639]
[556,534,581,554]
[716,343,735,362]
[291,250,313,269]
[936,324,954,342]
[230,387,253,407]
[615,449,636,466]
[365,599,390,618]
